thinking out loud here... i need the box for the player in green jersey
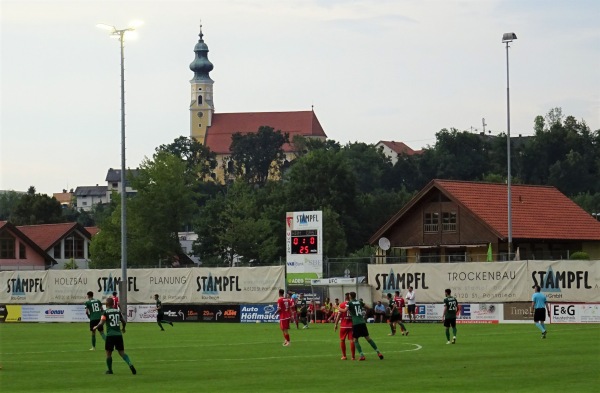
[154,294,174,331]
[343,292,383,361]
[93,297,136,375]
[442,288,460,344]
[85,291,106,350]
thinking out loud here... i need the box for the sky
[1,0,599,196]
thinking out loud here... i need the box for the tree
[156,136,217,180]
[228,126,289,186]
[10,186,63,225]
[0,190,22,220]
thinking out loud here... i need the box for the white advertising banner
[549,303,600,324]
[0,266,285,305]
[20,304,88,322]
[368,260,599,303]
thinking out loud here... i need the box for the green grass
[1,322,598,392]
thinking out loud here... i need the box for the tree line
[1,108,598,267]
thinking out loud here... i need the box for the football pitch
[1,322,598,392]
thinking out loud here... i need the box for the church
[188,26,328,182]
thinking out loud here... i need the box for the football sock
[284,334,290,342]
[399,323,406,332]
[106,357,113,372]
[445,329,450,341]
[367,338,378,351]
[121,354,132,366]
[101,332,106,341]
[540,323,546,332]
[389,324,394,334]
[350,342,356,357]
[340,341,346,357]
[355,341,363,355]
[92,336,96,348]
[452,327,457,336]
[535,322,544,332]
[158,322,163,330]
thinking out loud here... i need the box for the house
[376,141,421,165]
[188,26,327,182]
[74,185,108,211]
[105,168,139,198]
[369,179,600,262]
[17,222,93,269]
[0,221,56,270]
[53,189,74,208]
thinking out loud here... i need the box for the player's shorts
[390,313,401,323]
[443,317,457,328]
[534,308,546,322]
[339,326,353,340]
[89,319,103,332]
[407,304,416,314]
[105,335,125,352]
[352,323,370,338]
[280,318,290,331]
[157,313,164,322]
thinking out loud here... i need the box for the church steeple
[189,23,214,144]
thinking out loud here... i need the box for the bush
[569,251,590,260]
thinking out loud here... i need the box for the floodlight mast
[97,21,142,317]
[502,32,517,260]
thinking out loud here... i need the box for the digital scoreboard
[290,230,318,254]
[286,211,323,286]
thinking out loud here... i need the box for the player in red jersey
[335,292,356,360]
[394,290,408,335]
[276,289,292,346]
[288,291,299,329]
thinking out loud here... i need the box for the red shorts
[339,326,353,340]
[280,319,290,331]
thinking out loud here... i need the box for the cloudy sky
[1,0,599,196]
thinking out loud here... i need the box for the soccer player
[334,292,356,360]
[276,289,292,346]
[289,291,299,329]
[531,285,550,338]
[154,294,174,331]
[405,286,416,322]
[298,293,309,329]
[112,291,119,310]
[394,290,409,335]
[442,288,459,344]
[387,292,408,336]
[346,292,383,361]
[93,297,136,375]
[85,291,106,350]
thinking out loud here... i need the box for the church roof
[205,111,327,154]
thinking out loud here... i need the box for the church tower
[189,24,214,144]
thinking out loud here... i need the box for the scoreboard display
[290,230,318,254]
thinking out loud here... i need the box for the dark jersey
[347,299,366,325]
[102,308,124,337]
[85,298,103,320]
[298,298,307,313]
[444,296,459,319]
[389,299,399,315]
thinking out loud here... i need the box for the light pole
[502,32,517,260]
[98,21,142,316]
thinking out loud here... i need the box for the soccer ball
[255,320,260,324]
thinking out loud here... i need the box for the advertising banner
[458,303,501,324]
[19,305,88,322]
[126,305,157,322]
[549,303,600,323]
[0,266,284,305]
[368,260,599,303]
[503,302,533,322]
[1,271,48,304]
[239,304,279,323]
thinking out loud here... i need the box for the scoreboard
[286,211,323,285]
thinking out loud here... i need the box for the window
[198,95,202,105]
[442,212,457,232]
[19,243,26,259]
[424,212,439,233]
[419,249,440,263]
[54,244,61,258]
[0,234,16,259]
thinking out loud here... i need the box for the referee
[531,285,550,339]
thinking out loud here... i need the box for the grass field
[0,321,598,392]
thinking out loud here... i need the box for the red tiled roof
[378,141,419,156]
[205,111,327,154]
[0,221,57,265]
[86,226,100,236]
[17,222,81,251]
[435,180,600,240]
